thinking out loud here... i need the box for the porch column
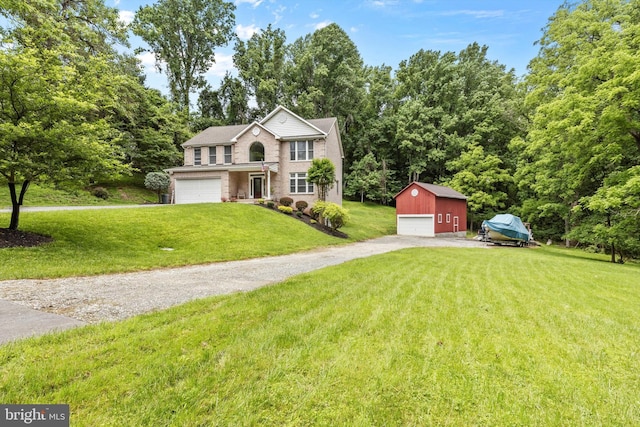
[266,168,271,200]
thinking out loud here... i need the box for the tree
[144,171,171,203]
[307,158,336,202]
[285,24,365,150]
[345,153,383,203]
[234,24,287,118]
[0,0,132,230]
[132,0,236,115]
[442,143,512,230]
[516,0,640,250]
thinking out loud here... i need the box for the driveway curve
[0,235,487,344]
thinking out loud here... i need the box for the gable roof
[395,182,467,200]
[182,124,246,147]
[182,105,337,148]
[260,105,327,140]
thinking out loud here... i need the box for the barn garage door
[175,178,221,204]
[397,215,435,237]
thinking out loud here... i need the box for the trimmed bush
[257,198,265,205]
[279,196,293,207]
[295,200,308,212]
[312,201,350,231]
[278,205,293,215]
[296,211,303,218]
[266,201,275,209]
[91,186,109,200]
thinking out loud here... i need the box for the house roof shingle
[396,182,467,200]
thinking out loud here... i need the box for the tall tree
[0,0,132,230]
[234,24,286,118]
[516,0,640,253]
[132,0,235,115]
[285,24,365,140]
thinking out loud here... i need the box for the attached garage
[397,214,435,237]
[394,182,467,237]
[174,178,222,204]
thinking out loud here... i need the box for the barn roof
[395,182,467,200]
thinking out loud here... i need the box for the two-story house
[166,105,344,206]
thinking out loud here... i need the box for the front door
[252,176,263,199]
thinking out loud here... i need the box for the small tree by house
[145,172,171,203]
[307,158,336,201]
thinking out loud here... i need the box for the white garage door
[397,215,435,237]
[175,178,222,204]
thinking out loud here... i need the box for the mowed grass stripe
[1,247,639,425]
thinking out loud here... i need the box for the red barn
[394,182,467,237]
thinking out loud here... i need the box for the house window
[194,147,201,166]
[446,213,451,223]
[438,213,443,224]
[290,140,314,161]
[250,142,265,162]
[290,172,314,193]
[209,147,216,165]
[224,145,232,164]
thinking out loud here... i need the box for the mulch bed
[0,228,54,249]
[258,204,348,239]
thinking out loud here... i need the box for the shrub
[312,201,350,231]
[296,211,303,218]
[91,186,110,200]
[144,171,171,203]
[278,205,293,214]
[295,200,308,212]
[257,198,265,205]
[266,201,275,209]
[279,196,293,207]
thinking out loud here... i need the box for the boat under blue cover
[481,214,530,242]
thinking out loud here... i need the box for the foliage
[277,205,293,215]
[90,187,110,200]
[132,0,236,114]
[0,201,395,280]
[307,158,336,201]
[144,172,171,203]
[0,0,134,229]
[517,0,640,258]
[234,24,287,119]
[345,152,392,204]
[295,200,308,212]
[312,201,350,231]
[1,249,639,424]
[278,196,293,207]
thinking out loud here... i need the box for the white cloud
[441,9,504,19]
[118,10,135,25]
[235,0,263,7]
[272,5,286,24]
[310,12,319,19]
[314,20,332,30]
[206,53,235,77]
[137,51,160,73]
[236,23,260,40]
[350,27,359,33]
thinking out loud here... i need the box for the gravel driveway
[0,235,486,343]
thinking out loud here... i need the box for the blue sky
[113,0,564,94]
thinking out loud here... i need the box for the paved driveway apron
[0,235,486,344]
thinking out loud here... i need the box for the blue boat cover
[482,214,530,242]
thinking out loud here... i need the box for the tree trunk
[8,180,30,230]
[607,212,616,263]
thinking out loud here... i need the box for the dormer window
[250,142,265,162]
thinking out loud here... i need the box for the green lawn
[1,247,639,425]
[0,201,396,280]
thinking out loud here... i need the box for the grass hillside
[0,180,157,208]
[0,201,397,280]
[1,247,638,425]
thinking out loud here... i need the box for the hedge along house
[395,182,467,237]
[166,106,344,206]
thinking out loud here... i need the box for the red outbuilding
[394,182,467,237]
